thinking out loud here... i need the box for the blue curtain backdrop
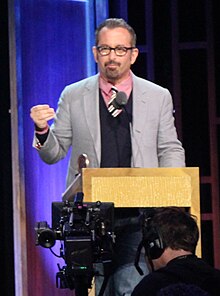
[13,0,108,294]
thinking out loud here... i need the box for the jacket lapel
[131,74,148,167]
[83,75,101,165]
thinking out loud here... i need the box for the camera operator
[132,207,220,296]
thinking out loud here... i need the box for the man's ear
[131,48,139,65]
[92,46,98,63]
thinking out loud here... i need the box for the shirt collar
[99,71,133,105]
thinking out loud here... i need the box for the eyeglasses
[96,45,135,56]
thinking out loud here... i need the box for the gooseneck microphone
[107,90,144,167]
[113,92,143,168]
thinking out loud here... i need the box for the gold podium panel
[82,167,200,253]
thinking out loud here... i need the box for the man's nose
[109,48,117,58]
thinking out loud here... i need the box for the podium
[82,167,201,256]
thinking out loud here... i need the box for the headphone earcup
[143,225,164,260]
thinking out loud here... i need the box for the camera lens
[38,229,56,248]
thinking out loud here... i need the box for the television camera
[35,192,115,296]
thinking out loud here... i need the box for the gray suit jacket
[35,72,185,187]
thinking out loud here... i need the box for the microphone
[116,94,143,167]
[108,90,144,167]
[112,91,128,109]
[108,91,128,117]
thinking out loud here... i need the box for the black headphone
[135,210,165,275]
[142,214,165,260]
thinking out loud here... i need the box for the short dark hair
[95,18,137,47]
[146,207,199,253]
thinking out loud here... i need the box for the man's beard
[104,61,121,81]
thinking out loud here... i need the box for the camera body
[35,193,115,291]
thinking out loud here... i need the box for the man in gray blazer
[31,18,185,296]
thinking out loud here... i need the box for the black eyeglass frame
[96,45,136,56]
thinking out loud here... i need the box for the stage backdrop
[10,0,108,295]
